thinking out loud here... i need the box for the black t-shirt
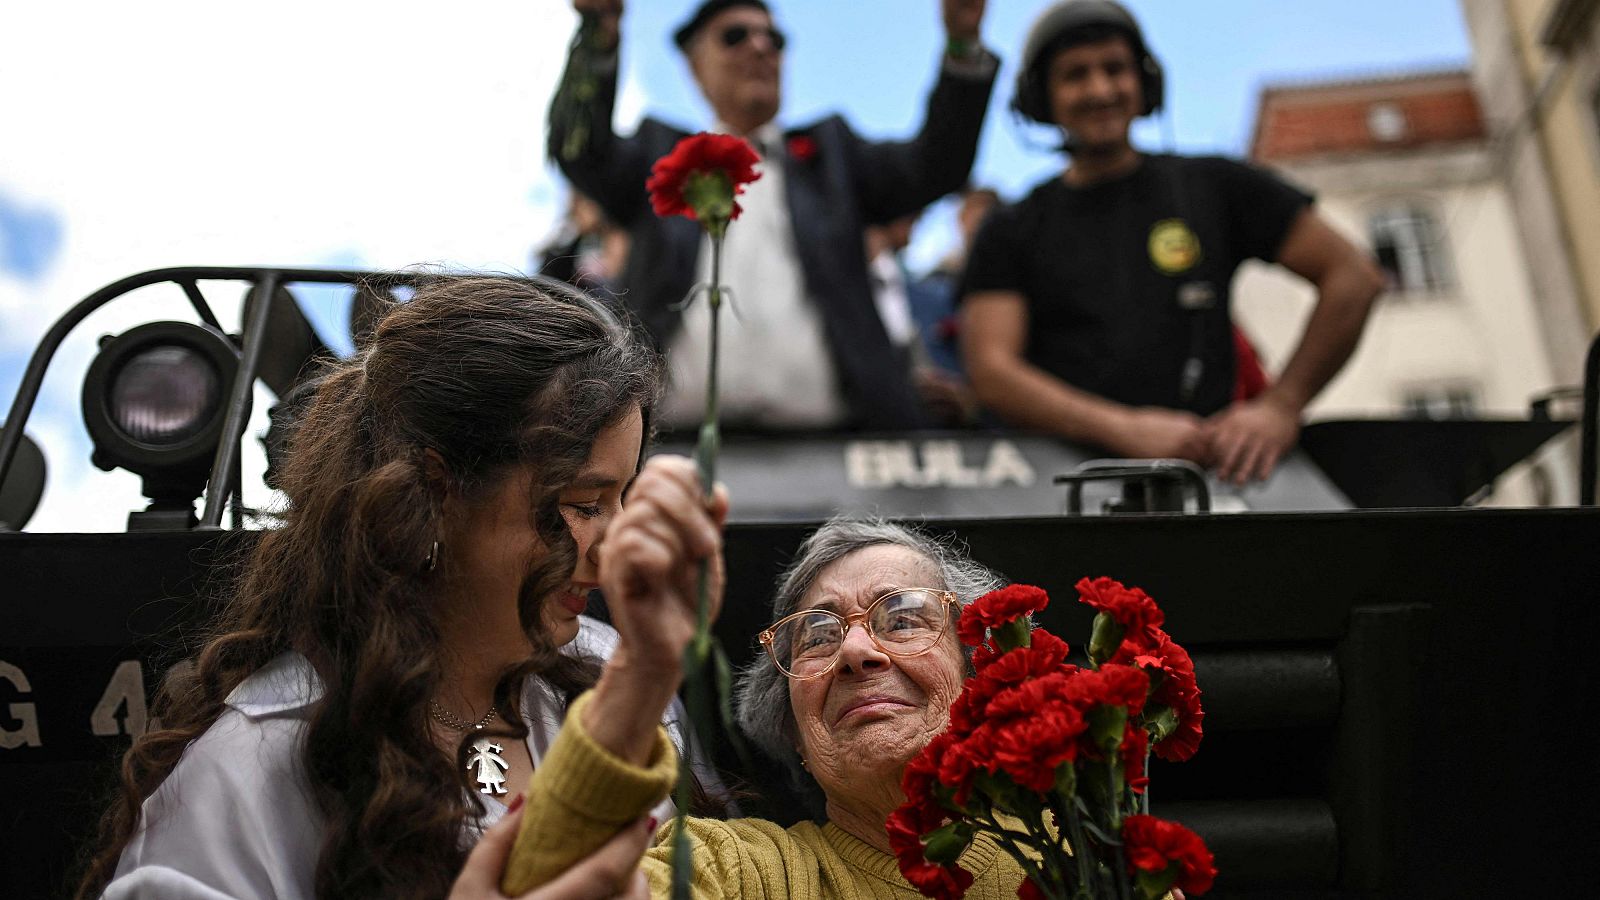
[961,154,1312,415]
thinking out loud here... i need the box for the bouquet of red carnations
[889,578,1216,900]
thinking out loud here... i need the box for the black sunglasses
[720,23,787,52]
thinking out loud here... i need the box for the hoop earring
[422,540,440,574]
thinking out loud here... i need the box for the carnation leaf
[1087,705,1129,752]
[682,170,736,226]
[1144,705,1179,743]
[1053,762,1077,800]
[1079,817,1121,845]
[994,617,1032,653]
[922,820,976,864]
[1134,866,1178,900]
[1088,613,1124,667]
[974,769,1025,812]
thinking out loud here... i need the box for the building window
[1401,383,1479,420]
[1369,204,1452,295]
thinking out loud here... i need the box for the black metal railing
[0,266,421,529]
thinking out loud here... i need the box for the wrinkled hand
[1205,396,1301,485]
[598,456,728,676]
[572,0,622,49]
[1107,407,1211,463]
[451,801,652,900]
[941,0,986,41]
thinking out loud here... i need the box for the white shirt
[868,248,916,350]
[658,122,848,430]
[105,616,690,900]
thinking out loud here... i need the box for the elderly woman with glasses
[497,471,1042,899]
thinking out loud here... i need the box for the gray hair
[733,516,1005,805]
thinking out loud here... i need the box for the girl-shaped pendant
[465,738,510,795]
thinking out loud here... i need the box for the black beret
[673,0,771,50]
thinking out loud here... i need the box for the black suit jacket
[548,48,997,429]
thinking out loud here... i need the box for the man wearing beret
[552,0,995,431]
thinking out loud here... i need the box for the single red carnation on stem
[1077,577,1164,638]
[1078,577,1165,665]
[646,132,761,228]
[1121,815,1217,896]
[1116,629,1204,762]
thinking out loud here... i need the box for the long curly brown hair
[76,275,663,899]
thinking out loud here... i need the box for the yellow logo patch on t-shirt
[1148,218,1202,275]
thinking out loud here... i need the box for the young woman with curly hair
[77,275,715,899]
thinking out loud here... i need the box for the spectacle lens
[765,589,951,679]
[720,24,787,51]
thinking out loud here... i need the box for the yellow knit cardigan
[503,690,1029,899]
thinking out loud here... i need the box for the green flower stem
[1141,744,1151,816]
[1108,758,1131,900]
[1063,795,1097,899]
[976,814,1061,900]
[1018,801,1068,896]
[671,224,726,900]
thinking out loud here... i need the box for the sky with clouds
[0,0,1472,531]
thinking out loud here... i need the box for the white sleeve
[105,712,321,900]
[102,865,248,900]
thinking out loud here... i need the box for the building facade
[1235,69,1570,502]
[1459,0,1600,383]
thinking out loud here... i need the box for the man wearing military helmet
[961,0,1383,483]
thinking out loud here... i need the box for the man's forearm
[1269,261,1381,412]
[970,352,1128,445]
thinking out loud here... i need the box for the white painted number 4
[91,660,150,738]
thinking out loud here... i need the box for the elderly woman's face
[788,545,967,792]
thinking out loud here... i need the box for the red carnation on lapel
[787,134,818,163]
[647,132,762,224]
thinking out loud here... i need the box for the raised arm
[502,456,728,895]
[962,290,1211,461]
[851,0,998,224]
[1206,208,1383,483]
[549,0,652,224]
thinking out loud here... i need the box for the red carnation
[958,584,1051,648]
[1121,815,1217,895]
[951,631,1073,736]
[1063,663,1149,717]
[1120,724,1149,793]
[902,730,956,807]
[787,134,817,163]
[646,132,761,226]
[888,807,975,900]
[1115,629,1204,762]
[1076,577,1164,639]
[986,700,1087,792]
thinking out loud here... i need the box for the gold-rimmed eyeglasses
[758,588,959,680]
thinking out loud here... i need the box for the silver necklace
[430,700,510,795]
